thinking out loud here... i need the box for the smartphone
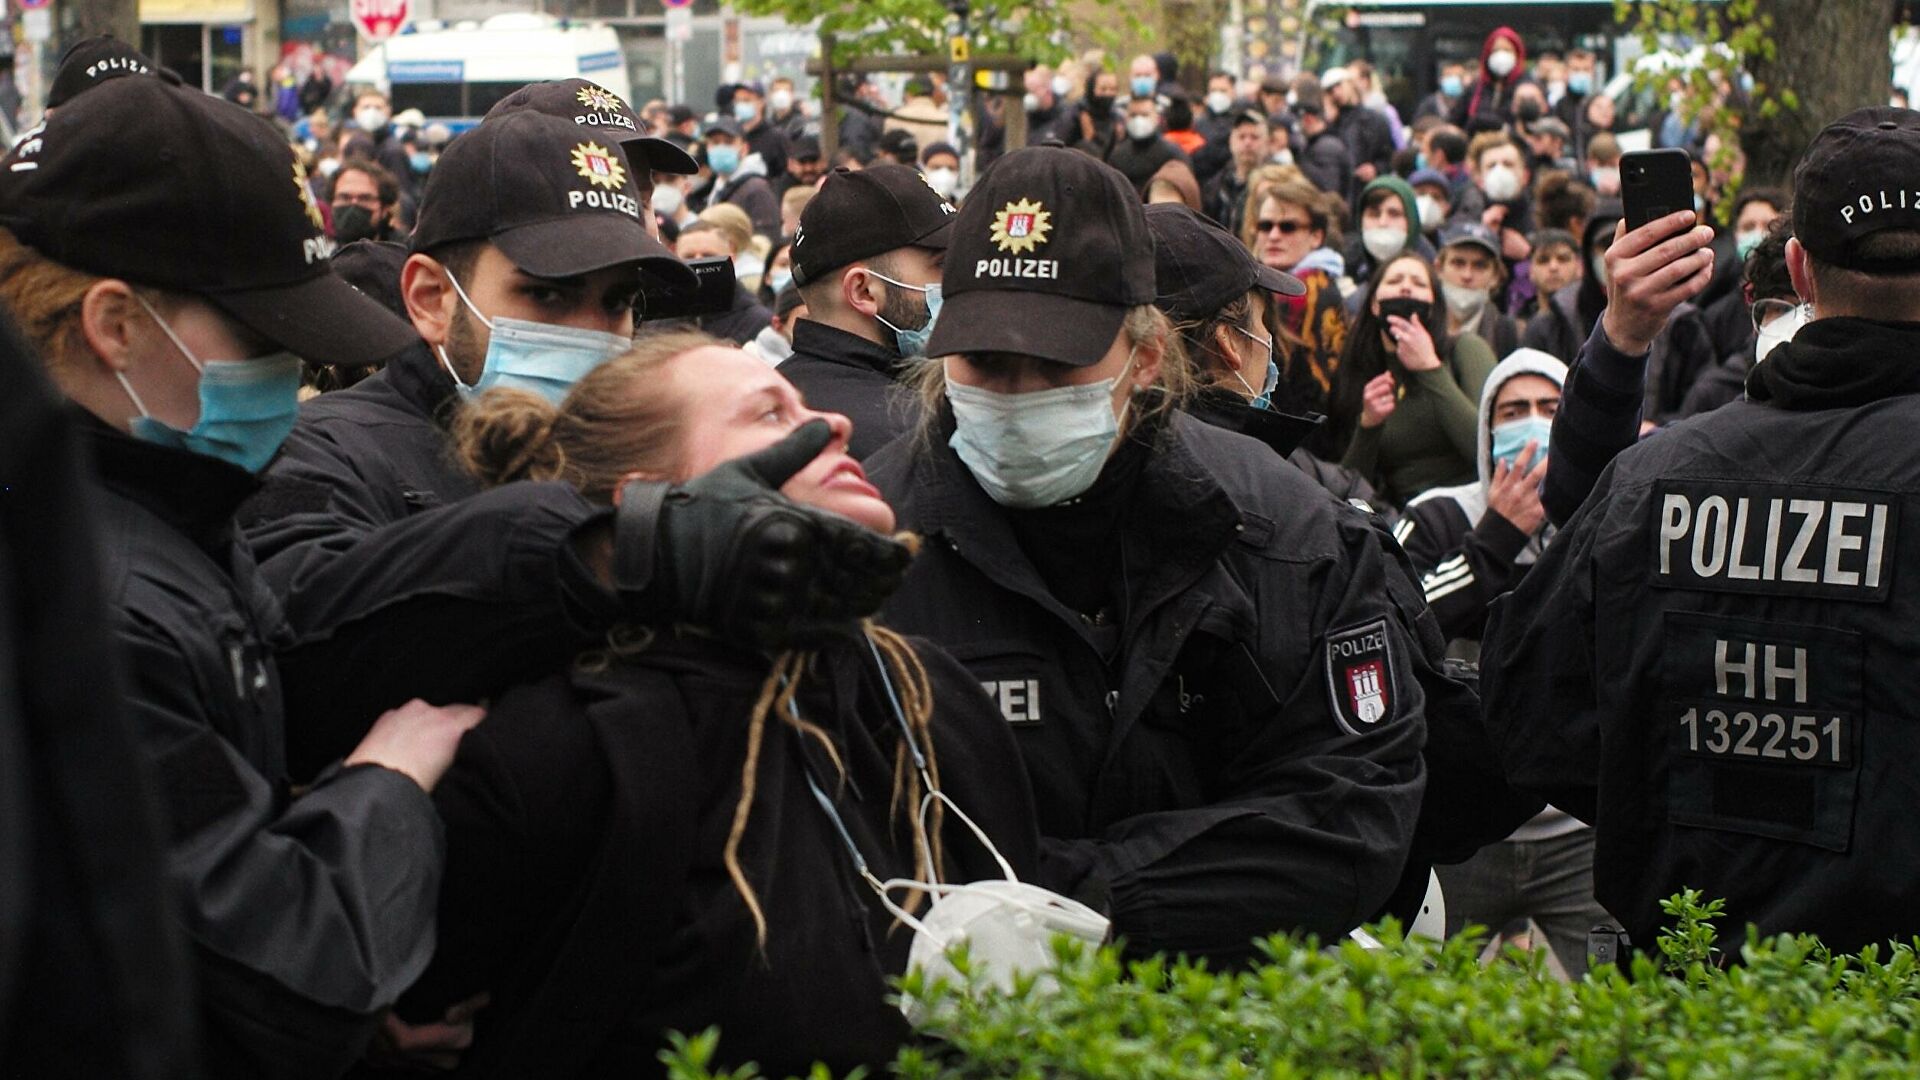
[643,255,736,319]
[1619,148,1696,232]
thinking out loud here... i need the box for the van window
[391,81,530,119]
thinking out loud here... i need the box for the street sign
[21,8,49,40]
[661,0,692,8]
[665,5,691,42]
[17,0,49,13]
[351,0,409,42]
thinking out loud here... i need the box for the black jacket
[868,410,1473,965]
[399,632,1040,1077]
[1183,385,1392,523]
[700,283,773,345]
[243,342,619,773]
[744,120,789,179]
[91,425,444,1079]
[1203,166,1251,233]
[1300,129,1355,206]
[1105,134,1190,194]
[1482,317,1920,954]
[1331,105,1394,178]
[1393,492,1533,642]
[776,320,918,460]
[0,336,195,1080]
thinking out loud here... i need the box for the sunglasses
[1256,219,1312,235]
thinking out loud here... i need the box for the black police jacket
[868,410,1448,964]
[1481,317,1920,954]
[398,631,1039,1078]
[0,344,194,1080]
[88,423,444,1079]
[776,320,920,460]
[243,342,618,774]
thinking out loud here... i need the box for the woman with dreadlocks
[389,330,1043,1077]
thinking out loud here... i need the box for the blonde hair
[457,328,945,947]
[452,329,717,500]
[697,202,756,254]
[912,303,1191,446]
[781,184,815,223]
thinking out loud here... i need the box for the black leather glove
[612,419,913,650]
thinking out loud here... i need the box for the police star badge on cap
[571,141,627,191]
[991,199,1052,255]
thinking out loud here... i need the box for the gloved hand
[613,419,913,650]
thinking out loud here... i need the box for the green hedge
[662,893,1920,1079]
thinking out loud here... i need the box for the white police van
[346,14,632,133]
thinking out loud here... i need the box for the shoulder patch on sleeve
[1325,617,1397,736]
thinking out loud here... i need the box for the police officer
[244,105,910,775]
[42,33,165,112]
[1481,108,1920,954]
[778,164,954,458]
[0,74,480,1077]
[867,146,1463,964]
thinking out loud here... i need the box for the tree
[1615,0,1894,206]
[1745,0,1892,184]
[728,0,1134,67]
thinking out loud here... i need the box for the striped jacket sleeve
[1395,499,1534,643]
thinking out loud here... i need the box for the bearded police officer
[1481,108,1920,954]
[244,106,911,774]
[778,164,955,458]
[869,147,1483,964]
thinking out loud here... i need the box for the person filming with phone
[1479,108,1920,956]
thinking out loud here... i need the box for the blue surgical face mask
[436,270,632,403]
[945,351,1135,509]
[1736,229,1765,262]
[708,143,741,175]
[1490,415,1553,472]
[119,295,301,473]
[1441,75,1464,98]
[1229,324,1279,410]
[1415,152,1428,171]
[733,100,759,124]
[410,151,433,174]
[867,269,943,358]
[1131,76,1156,98]
[768,267,794,295]
[1568,72,1592,96]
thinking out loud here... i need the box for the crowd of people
[5,20,1920,1080]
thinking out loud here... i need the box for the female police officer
[866,146,1463,964]
[0,76,481,1075]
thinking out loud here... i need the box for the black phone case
[1620,147,1696,232]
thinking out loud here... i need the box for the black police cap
[410,110,692,289]
[789,165,955,288]
[1146,203,1303,324]
[0,76,413,367]
[1794,107,1920,273]
[485,79,698,175]
[927,145,1155,367]
[45,34,170,108]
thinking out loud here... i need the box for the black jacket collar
[82,411,258,543]
[1747,317,1920,410]
[788,319,906,380]
[385,338,461,427]
[1185,385,1326,458]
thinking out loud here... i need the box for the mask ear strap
[132,293,205,375]
[442,267,494,331]
[865,633,1020,883]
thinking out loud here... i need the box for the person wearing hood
[1435,222,1519,358]
[1521,199,1618,363]
[1345,175,1434,302]
[1451,26,1532,134]
[1331,251,1497,506]
[699,117,781,240]
[1244,173,1351,443]
[1392,348,1613,977]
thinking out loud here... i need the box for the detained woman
[866,146,1470,969]
[1329,251,1498,507]
[393,330,1045,1077]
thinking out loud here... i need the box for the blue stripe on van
[388,59,465,82]
[578,50,622,72]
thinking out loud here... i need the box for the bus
[345,14,633,133]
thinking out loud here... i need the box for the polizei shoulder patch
[1326,617,1397,735]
